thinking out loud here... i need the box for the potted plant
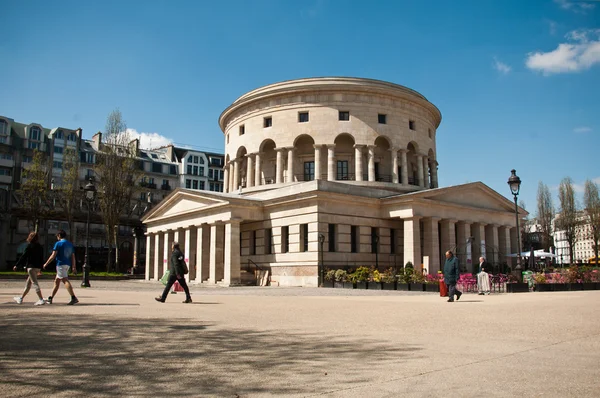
[381,267,396,290]
[425,273,440,292]
[409,269,426,292]
[396,265,411,291]
[533,272,551,292]
[368,267,383,290]
[324,268,336,288]
[506,274,529,293]
[352,266,370,289]
[334,269,351,289]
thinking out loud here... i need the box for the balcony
[0,175,12,184]
[161,184,171,191]
[148,183,157,189]
[0,158,14,168]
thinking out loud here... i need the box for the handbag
[181,260,189,275]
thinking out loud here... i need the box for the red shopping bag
[439,281,448,297]
[173,280,184,292]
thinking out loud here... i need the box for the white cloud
[573,126,592,133]
[554,0,596,13]
[125,128,173,150]
[493,57,512,74]
[525,29,600,75]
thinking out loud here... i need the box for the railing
[161,184,171,191]
[148,183,157,189]
[242,258,263,273]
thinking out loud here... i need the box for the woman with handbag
[155,242,192,303]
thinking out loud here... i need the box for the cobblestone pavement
[1,279,599,398]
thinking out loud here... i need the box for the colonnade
[223,145,439,193]
[145,220,241,285]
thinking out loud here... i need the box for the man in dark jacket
[155,242,192,303]
[443,250,462,302]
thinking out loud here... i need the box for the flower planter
[368,281,383,290]
[342,282,355,289]
[535,283,553,292]
[425,283,439,292]
[409,283,425,292]
[355,281,367,289]
[334,281,344,289]
[396,283,409,291]
[322,280,335,288]
[506,283,529,293]
[567,283,583,291]
[582,282,597,290]
[552,283,568,291]
[382,282,396,291]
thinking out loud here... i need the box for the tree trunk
[113,227,120,273]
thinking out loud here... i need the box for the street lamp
[318,233,325,287]
[507,169,522,278]
[81,178,96,288]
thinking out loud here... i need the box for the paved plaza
[1,280,599,397]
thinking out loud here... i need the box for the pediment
[421,183,515,213]
[144,190,229,222]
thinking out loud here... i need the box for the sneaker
[447,299,454,302]
[456,292,462,301]
[67,297,79,305]
[46,296,53,304]
[183,298,192,303]
[155,297,165,303]
[13,296,23,304]
[478,292,485,295]
[34,299,46,306]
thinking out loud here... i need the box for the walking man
[155,242,192,303]
[443,250,462,302]
[43,230,79,305]
[477,256,491,295]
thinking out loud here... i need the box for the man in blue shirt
[43,230,79,305]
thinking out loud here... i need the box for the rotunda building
[219,77,441,193]
[143,77,524,287]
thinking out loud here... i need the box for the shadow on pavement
[0,313,423,397]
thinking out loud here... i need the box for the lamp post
[81,178,96,288]
[374,233,379,270]
[507,169,522,279]
[318,233,325,287]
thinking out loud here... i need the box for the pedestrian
[155,242,192,303]
[443,250,462,302]
[477,256,491,295]
[13,231,47,306]
[42,230,79,305]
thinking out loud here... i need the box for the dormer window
[0,119,7,135]
[29,126,41,141]
[56,130,64,139]
[67,133,77,142]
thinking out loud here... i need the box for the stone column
[456,221,472,271]
[313,145,321,180]
[400,149,408,185]
[499,225,511,267]
[472,223,486,268]
[422,217,440,274]
[228,163,235,192]
[354,145,364,181]
[223,165,229,193]
[254,152,262,186]
[327,144,336,181]
[196,224,210,283]
[224,220,241,286]
[183,228,191,282]
[246,154,254,188]
[232,159,239,191]
[209,223,219,284]
[275,148,284,184]
[430,159,438,188]
[403,216,421,268]
[422,155,429,188]
[391,148,399,184]
[153,233,161,280]
[368,145,376,182]
[416,154,424,187]
[485,224,500,265]
[440,220,456,267]
[162,230,172,278]
[145,233,152,281]
[287,147,294,183]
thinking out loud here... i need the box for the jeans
[447,283,461,301]
[160,274,191,301]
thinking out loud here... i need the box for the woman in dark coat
[13,232,46,305]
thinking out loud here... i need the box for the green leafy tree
[94,109,141,272]
[18,150,50,232]
[557,177,579,264]
[583,179,600,263]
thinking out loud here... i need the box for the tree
[557,177,579,264]
[94,109,141,272]
[519,199,530,253]
[56,147,82,243]
[17,150,51,232]
[536,181,554,251]
[583,179,600,263]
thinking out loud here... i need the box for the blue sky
[1,0,599,215]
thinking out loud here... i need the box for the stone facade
[142,77,524,286]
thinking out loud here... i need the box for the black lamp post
[507,169,522,278]
[81,178,96,288]
[318,233,325,287]
[374,234,379,270]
